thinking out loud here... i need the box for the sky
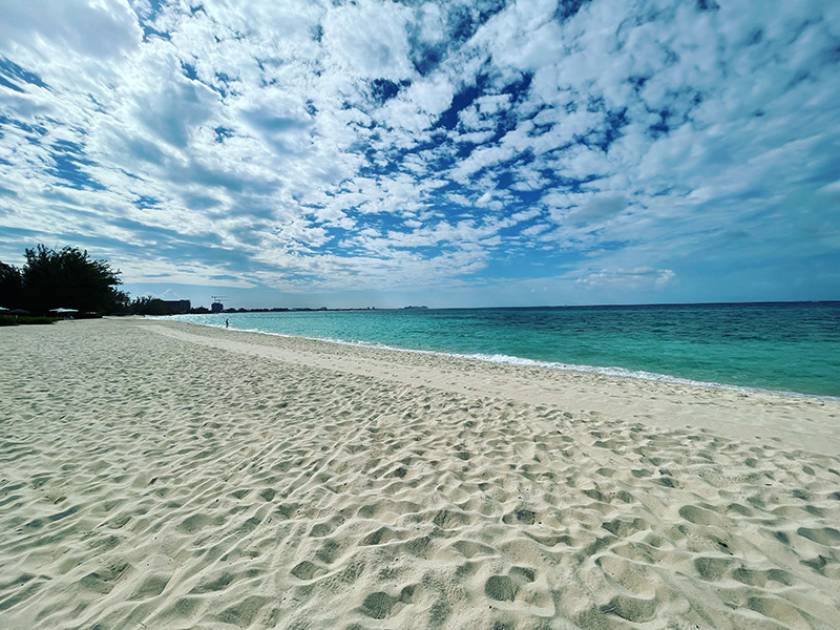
[0,0,839,308]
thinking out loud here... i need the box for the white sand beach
[1,318,839,629]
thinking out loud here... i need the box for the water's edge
[159,317,838,402]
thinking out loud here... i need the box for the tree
[21,245,126,314]
[126,296,171,316]
[0,261,23,308]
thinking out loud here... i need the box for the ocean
[173,302,840,397]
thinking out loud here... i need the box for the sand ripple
[1,321,839,628]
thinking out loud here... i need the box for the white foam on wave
[161,315,836,401]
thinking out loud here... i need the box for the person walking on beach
[225,318,229,328]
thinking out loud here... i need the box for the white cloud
[322,0,414,81]
[575,267,676,289]
[1,0,838,302]
[0,0,142,61]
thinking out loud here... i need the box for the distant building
[211,301,224,313]
[161,299,191,315]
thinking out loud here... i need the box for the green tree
[0,261,23,308]
[127,296,170,316]
[21,245,127,314]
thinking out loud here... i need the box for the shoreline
[149,319,840,456]
[160,316,840,403]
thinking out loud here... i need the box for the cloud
[548,193,627,226]
[0,0,141,60]
[575,267,676,289]
[323,0,414,80]
[0,0,838,305]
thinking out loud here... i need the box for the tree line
[0,244,180,316]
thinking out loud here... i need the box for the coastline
[166,316,840,403]
[155,319,840,455]
[2,318,839,628]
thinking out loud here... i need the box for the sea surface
[173,302,840,397]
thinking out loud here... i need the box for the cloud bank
[1,0,838,306]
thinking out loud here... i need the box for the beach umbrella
[50,307,79,313]
[0,306,8,312]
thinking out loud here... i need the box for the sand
[1,319,839,629]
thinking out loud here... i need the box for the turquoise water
[174,303,840,397]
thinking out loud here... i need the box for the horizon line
[177,299,840,312]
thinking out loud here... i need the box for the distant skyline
[1,0,839,309]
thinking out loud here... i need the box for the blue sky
[0,0,838,308]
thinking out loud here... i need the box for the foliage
[0,245,128,314]
[0,261,23,309]
[0,244,204,317]
[0,315,58,326]
[125,296,172,316]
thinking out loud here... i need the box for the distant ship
[402,305,428,310]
